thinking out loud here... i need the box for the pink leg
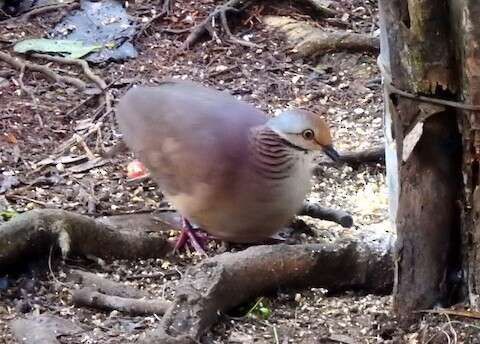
[174,218,211,255]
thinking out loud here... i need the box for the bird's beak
[323,145,340,161]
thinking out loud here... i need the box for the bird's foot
[174,218,211,255]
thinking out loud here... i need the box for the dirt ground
[1,0,479,343]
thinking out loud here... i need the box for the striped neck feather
[248,126,305,180]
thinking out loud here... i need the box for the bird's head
[266,109,340,161]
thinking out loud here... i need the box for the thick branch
[264,16,379,57]
[0,209,173,271]
[141,233,393,343]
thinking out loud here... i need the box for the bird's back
[116,80,267,213]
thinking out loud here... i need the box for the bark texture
[449,0,480,308]
[0,209,174,271]
[379,0,462,322]
[141,231,393,343]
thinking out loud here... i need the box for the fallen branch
[32,53,107,90]
[68,269,149,298]
[300,200,353,228]
[183,0,254,49]
[263,16,379,57]
[72,288,171,316]
[0,209,173,272]
[0,51,86,90]
[19,1,79,21]
[140,233,393,343]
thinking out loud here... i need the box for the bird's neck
[248,125,311,180]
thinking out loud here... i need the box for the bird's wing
[116,80,267,199]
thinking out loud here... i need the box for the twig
[125,271,181,280]
[219,7,259,48]
[32,53,107,90]
[74,133,97,160]
[16,64,36,101]
[0,51,86,90]
[388,84,480,111]
[19,1,79,21]
[5,194,48,206]
[63,75,123,118]
[72,288,171,316]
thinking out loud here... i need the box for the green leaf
[14,39,102,59]
[245,297,272,320]
[0,211,17,221]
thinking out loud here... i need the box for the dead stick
[0,51,86,90]
[299,201,353,228]
[20,1,79,21]
[72,288,171,316]
[32,53,107,90]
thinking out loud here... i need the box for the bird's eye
[302,129,315,140]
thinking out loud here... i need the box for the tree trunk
[449,1,480,309]
[379,0,463,322]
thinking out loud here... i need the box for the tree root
[140,232,393,343]
[72,288,171,316]
[300,200,353,228]
[263,16,379,57]
[183,0,254,49]
[0,209,173,272]
[68,269,149,298]
[298,0,338,17]
[0,51,87,90]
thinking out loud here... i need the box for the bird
[116,80,339,253]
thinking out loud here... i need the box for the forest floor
[0,0,478,343]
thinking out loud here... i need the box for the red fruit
[127,160,148,179]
